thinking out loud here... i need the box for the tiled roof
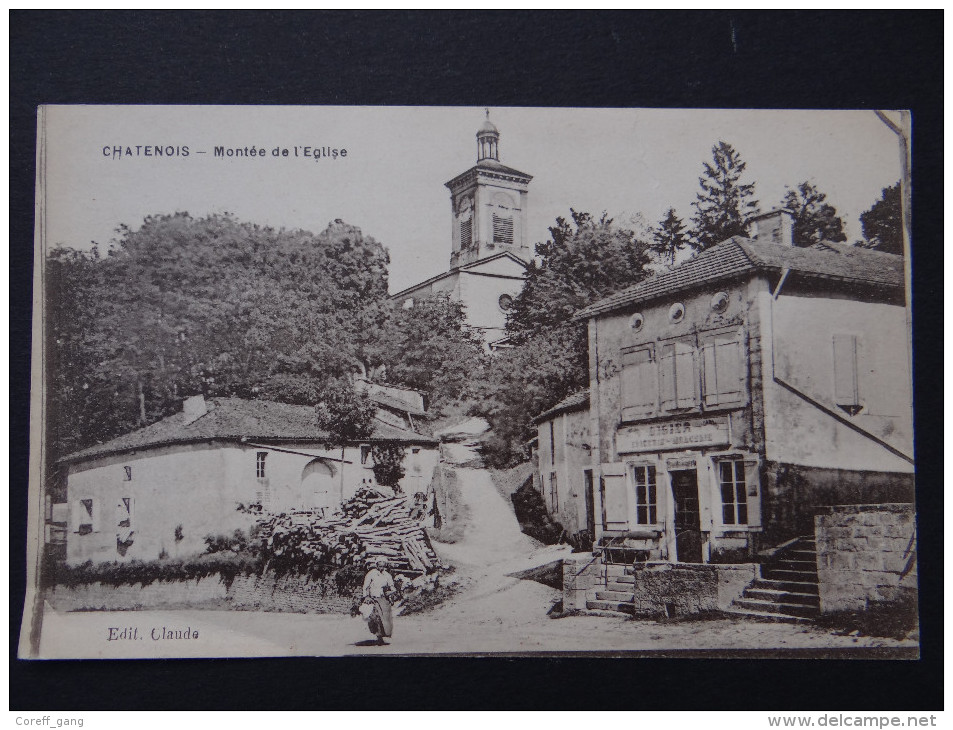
[369,391,427,418]
[62,397,437,463]
[533,389,590,424]
[574,237,904,320]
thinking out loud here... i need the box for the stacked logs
[256,488,440,576]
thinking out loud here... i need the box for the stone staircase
[730,536,820,622]
[585,562,637,614]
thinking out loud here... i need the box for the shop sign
[616,417,730,453]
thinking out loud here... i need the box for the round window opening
[498,294,514,311]
[629,312,645,331]
[668,302,685,323]
[711,291,729,313]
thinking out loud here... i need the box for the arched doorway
[300,459,337,511]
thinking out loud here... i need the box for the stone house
[56,394,439,566]
[532,390,593,540]
[567,209,913,565]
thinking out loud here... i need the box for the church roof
[388,250,528,300]
[62,397,437,463]
[445,159,533,188]
[574,237,904,320]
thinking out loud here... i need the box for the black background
[10,10,943,711]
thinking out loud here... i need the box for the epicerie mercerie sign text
[616,417,730,454]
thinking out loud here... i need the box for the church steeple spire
[476,109,500,162]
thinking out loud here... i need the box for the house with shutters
[390,112,532,349]
[549,209,913,566]
[55,393,439,567]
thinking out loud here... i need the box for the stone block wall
[815,503,917,613]
[629,563,717,616]
[562,555,602,612]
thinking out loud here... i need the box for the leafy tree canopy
[780,181,847,247]
[690,141,759,251]
[46,213,392,464]
[314,377,376,445]
[860,182,903,256]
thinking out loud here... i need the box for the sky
[40,106,903,293]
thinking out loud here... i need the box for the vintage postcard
[20,105,917,659]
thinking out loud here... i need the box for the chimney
[182,394,208,426]
[746,208,795,246]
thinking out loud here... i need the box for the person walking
[361,558,396,645]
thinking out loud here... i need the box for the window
[360,445,371,464]
[74,498,95,535]
[701,331,743,407]
[632,465,657,525]
[498,294,513,312]
[549,472,558,513]
[719,460,748,525]
[492,213,514,245]
[460,219,472,249]
[256,452,267,478]
[833,334,862,415]
[117,497,133,528]
[621,345,657,419]
[549,421,555,466]
[659,339,698,410]
[123,465,132,481]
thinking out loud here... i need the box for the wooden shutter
[673,340,697,408]
[743,460,761,528]
[621,347,656,419]
[703,336,743,406]
[601,463,628,529]
[833,334,860,412]
[659,343,676,410]
[127,497,136,528]
[69,500,80,533]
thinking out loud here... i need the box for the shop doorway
[671,469,702,563]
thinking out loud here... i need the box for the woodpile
[258,488,441,577]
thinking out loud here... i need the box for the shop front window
[632,465,657,525]
[719,460,748,525]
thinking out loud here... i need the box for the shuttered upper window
[659,339,698,411]
[460,219,472,249]
[621,345,656,420]
[701,331,744,407]
[492,213,514,245]
[833,334,861,415]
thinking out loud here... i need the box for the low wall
[815,503,918,613]
[563,558,756,616]
[47,571,361,614]
[629,563,756,617]
[562,555,602,612]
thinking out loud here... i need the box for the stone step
[595,590,637,602]
[733,598,819,618]
[586,599,636,614]
[606,575,635,585]
[723,607,813,624]
[788,549,817,558]
[753,579,819,595]
[743,588,819,606]
[776,559,817,569]
[762,568,819,583]
[606,582,636,594]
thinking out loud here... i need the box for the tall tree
[860,182,903,256]
[690,141,759,251]
[781,181,848,247]
[650,208,690,265]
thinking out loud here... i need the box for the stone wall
[815,503,917,613]
[47,571,362,614]
[562,555,602,612]
[628,563,757,616]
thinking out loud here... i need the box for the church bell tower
[446,111,533,268]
